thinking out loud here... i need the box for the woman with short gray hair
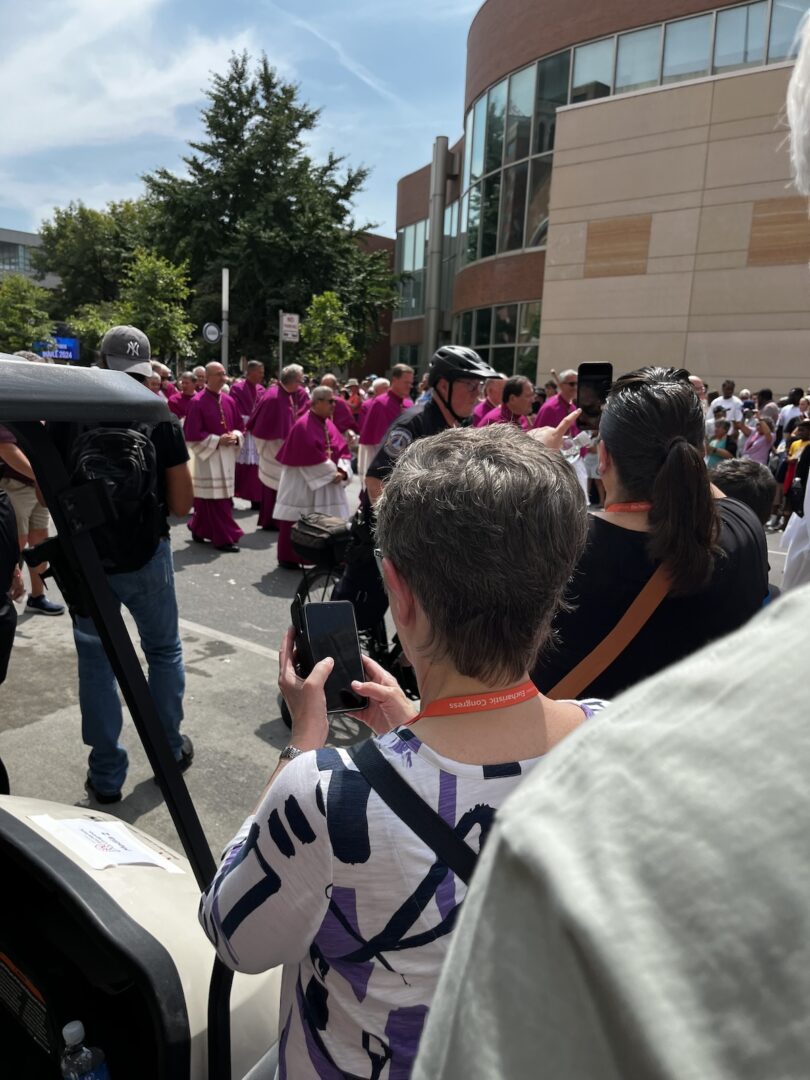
[200,425,605,1079]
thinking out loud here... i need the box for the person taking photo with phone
[199,425,606,1079]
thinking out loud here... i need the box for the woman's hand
[529,408,582,451]
[347,654,419,735]
[278,627,331,751]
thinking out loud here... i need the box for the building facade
[0,227,59,289]
[393,0,810,390]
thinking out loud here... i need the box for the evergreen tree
[299,292,354,377]
[144,52,397,360]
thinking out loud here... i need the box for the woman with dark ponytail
[532,366,768,700]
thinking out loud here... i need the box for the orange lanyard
[402,680,539,726]
[604,502,651,513]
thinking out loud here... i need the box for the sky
[0,0,480,238]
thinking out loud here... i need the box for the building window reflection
[616,26,662,93]
[769,0,810,61]
[663,14,713,83]
[572,38,615,102]
[715,2,766,72]
[455,300,542,377]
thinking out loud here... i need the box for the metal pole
[278,310,284,379]
[221,267,230,373]
[425,136,449,358]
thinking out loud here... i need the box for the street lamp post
[221,268,229,372]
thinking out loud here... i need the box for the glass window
[525,159,553,248]
[498,162,529,253]
[395,229,405,274]
[475,346,491,366]
[458,193,469,265]
[662,14,713,84]
[403,225,415,273]
[491,346,517,376]
[494,305,518,344]
[519,301,542,348]
[474,306,492,347]
[769,0,810,61]
[572,39,614,103]
[505,65,535,164]
[467,183,482,262]
[615,26,662,93]
[462,109,474,191]
[534,51,570,154]
[460,310,473,345]
[470,96,487,184]
[485,80,508,175]
[714,2,766,71]
[414,219,427,272]
[516,346,539,380]
[480,174,501,258]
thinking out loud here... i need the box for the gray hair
[372,377,390,393]
[311,385,333,403]
[375,425,588,683]
[281,363,304,387]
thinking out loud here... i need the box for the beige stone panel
[543,272,693,321]
[702,179,798,206]
[554,127,709,169]
[540,332,687,369]
[709,116,786,143]
[710,65,792,125]
[647,255,696,274]
[688,313,810,332]
[552,144,708,211]
[552,191,700,225]
[543,316,688,335]
[694,251,749,271]
[704,132,792,191]
[543,264,585,281]
[649,208,701,258]
[696,203,753,254]
[555,83,713,153]
[748,197,810,266]
[690,265,810,316]
[546,221,587,267]
[685,330,810,387]
[585,215,651,278]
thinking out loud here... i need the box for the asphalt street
[0,487,787,864]
[0,491,366,860]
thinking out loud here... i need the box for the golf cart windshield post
[1,360,235,1080]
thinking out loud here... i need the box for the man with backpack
[73,324,194,805]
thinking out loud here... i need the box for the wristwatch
[279,745,305,761]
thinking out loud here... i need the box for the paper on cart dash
[30,815,184,874]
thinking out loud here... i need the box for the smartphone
[291,599,368,714]
[577,363,613,432]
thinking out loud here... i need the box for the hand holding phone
[290,598,368,714]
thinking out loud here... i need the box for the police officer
[334,346,502,631]
[364,346,502,503]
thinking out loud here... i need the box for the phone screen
[577,363,613,432]
[302,601,368,714]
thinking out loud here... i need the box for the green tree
[32,199,155,313]
[68,250,194,363]
[144,52,398,360]
[299,291,354,376]
[0,275,54,353]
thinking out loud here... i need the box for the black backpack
[69,425,163,574]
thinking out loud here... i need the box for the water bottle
[60,1021,112,1080]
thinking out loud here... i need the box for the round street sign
[202,322,221,344]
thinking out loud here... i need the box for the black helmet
[428,345,502,388]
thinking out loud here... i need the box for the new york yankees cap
[99,325,153,378]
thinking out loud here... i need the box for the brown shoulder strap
[548,564,671,700]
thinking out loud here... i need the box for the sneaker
[178,735,194,772]
[83,772,122,805]
[26,594,65,616]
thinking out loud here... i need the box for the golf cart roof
[0,356,169,424]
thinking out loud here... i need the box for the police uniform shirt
[365,399,452,483]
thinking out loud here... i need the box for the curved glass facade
[459,0,809,267]
[453,300,542,378]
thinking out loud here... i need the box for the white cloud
[0,171,147,231]
[0,0,254,157]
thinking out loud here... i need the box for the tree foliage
[299,292,354,376]
[144,53,398,359]
[0,275,54,353]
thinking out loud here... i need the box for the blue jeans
[73,539,185,794]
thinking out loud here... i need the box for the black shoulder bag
[348,739,477,884]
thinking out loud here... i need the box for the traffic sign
[202,322,221,344]
[281,313,300,343]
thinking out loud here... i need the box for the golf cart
[0,357,281,1078]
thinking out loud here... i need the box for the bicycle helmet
[428,345,501,387]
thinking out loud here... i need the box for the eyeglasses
[561,380,578,387]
